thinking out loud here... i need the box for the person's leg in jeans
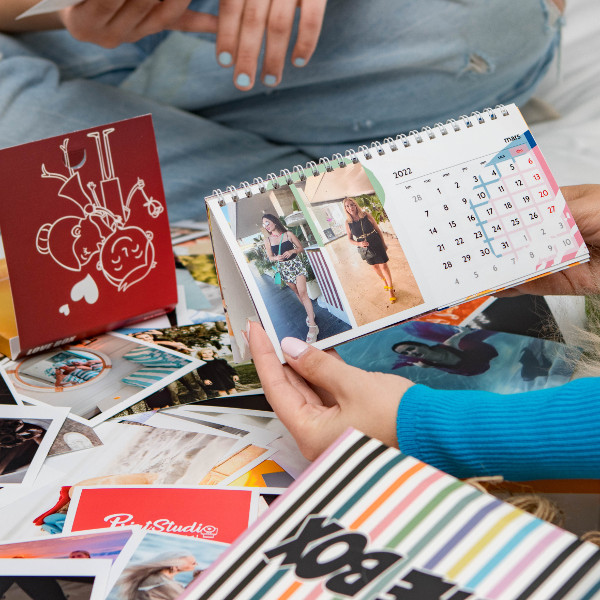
[120,0,563,155]
[0,31,309,222]
[0,0,562,220]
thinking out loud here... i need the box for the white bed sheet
[530,0,600,185]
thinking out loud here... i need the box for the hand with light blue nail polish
[215,0,328,91]
[235,73,251,88]
[218,51,233,67]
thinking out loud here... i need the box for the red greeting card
[0,116,176,358]
[66,486,255,544]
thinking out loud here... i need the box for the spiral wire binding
[371,140,385,156]
[383,137,398,151]
[225,185,239,203]
[240,181,252,197]
[266,172,280,189]
[208,104,510,203]
[345,149,359,164]
[214,188,225,207]
[293,165,307,181]
[280,168,293,185]
[319,157,334,172]
[486,107,498,120]
[459,115,474,128]
[397,133,410,148]
[332,152,346,168]
[253,177,267,193]
[409,130,423,144]
[422,126,436,140]
[471,110,485,125]
[357,144,372,160]
[434,122,449,135]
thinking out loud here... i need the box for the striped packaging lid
[181,429,600,600]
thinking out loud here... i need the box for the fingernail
[293,57,306,67]
[218,51,232,66]
[263,74,277,87]
[281,337,309,359]
[243,319,253,344]
[236,73,251,88]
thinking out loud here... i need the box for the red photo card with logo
[65,486,255,544]
[0,116,176,358]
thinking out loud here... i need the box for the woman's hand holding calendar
[498,184,600,297]
[248,320,413,460]
[249,184,600,461]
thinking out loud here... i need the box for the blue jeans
[0,0,561,221]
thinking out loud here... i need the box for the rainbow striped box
[181,429,600,600]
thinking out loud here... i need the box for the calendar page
[357,107,587,307]
[205,105,588,361]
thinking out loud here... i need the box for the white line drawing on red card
[35,127,164,316]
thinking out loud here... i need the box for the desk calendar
[205,104,589,362]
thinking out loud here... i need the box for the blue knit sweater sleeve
[396,378,600,481]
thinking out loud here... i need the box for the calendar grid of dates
[397,140,583,303]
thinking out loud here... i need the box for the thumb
[280,337,367,398]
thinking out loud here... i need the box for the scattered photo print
[169,220,211,245]
[0,405,67,486]
[3,333,202,425]
[94,425,237,486]
[48,418,103,457]
[106,530,227,600]
[0,558,110,600]
[118,324,261,414]
[10,421,239,538]
[414,296,494,327]
[463,295,562,341]
[180,405,310,481]
[65,486,256,543]
[0,371,19,406]
[0,528,133,561]
[177,253,219,288]
[336,320,576,393]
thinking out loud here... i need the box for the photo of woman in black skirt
[343,198,396,303]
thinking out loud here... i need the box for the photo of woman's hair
[343,198,396,304]
[391,336,498,376]
[117,551,198,600]
[261,213,319,343]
